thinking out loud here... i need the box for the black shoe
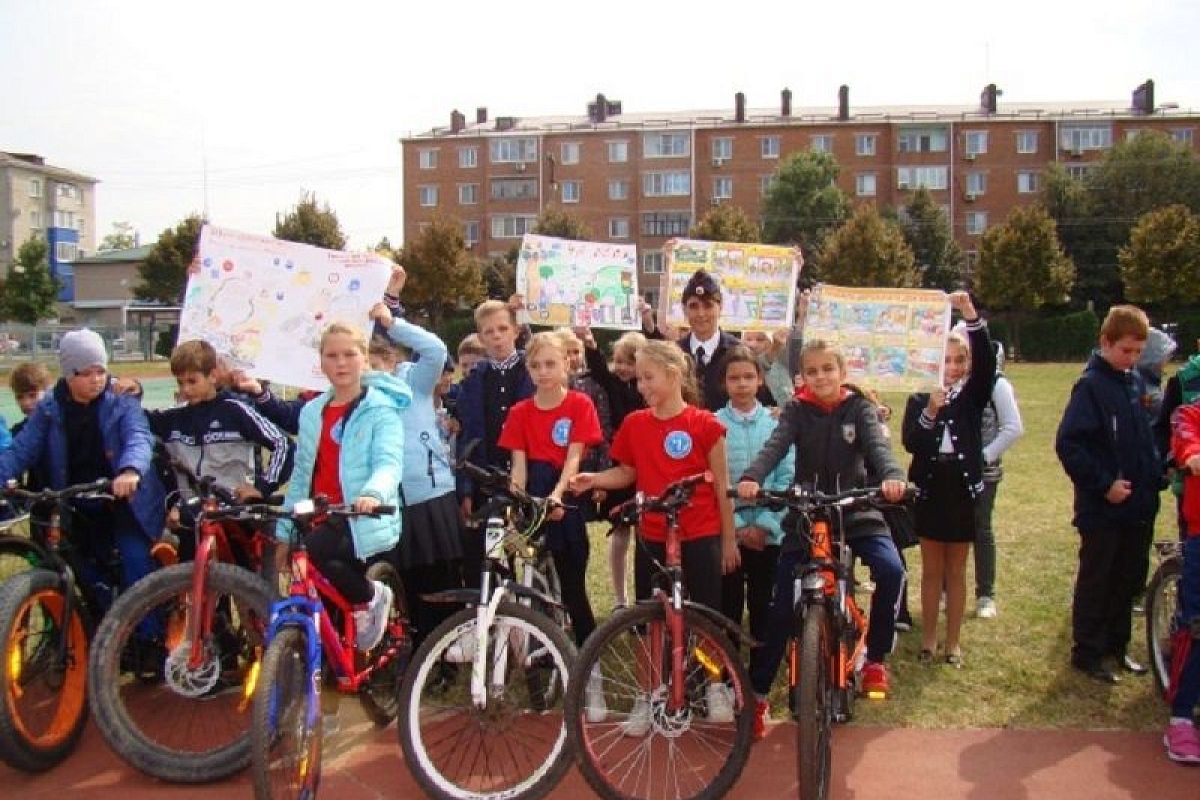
[1073,661,1120,684]
[1118,655,1149,675]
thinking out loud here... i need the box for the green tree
[273,192,346,250]
[1119,204,1200,307]
[817,204,919,288]
[398,216,484,326]
[760,151,851,272]
[135,214,204,304]
[99,221,138,252]
[533,207,592,240]
[483,256,516,300]
[0,237,61,323]
[901,188,964,290]
[689,203,761,242]
[373,235,395,257]
[975,205,1076,352]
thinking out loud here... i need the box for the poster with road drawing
[803,284,950,393]
[515,234,640,329]
[661,238,802,331]
[180,225,392,390]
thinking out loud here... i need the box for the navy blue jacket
[456,356,535,497]
[1056,351,1161,529]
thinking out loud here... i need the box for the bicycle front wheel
[795,604,833,800]
[250,627,322,800]
[565,603,754,800]
[0,569,90,772]
[1147,555,1183,700]
[398,602,576,800]
[88,562,274,782]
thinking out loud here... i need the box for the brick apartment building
[401,81,1198,306]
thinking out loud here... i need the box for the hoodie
[1137,327,1178,423]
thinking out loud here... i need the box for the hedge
[987,310,1099,362]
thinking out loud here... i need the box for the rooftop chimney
[450,109,466,134]
[495,116,516,131]
[837,85,850,121]
[781,88,792,117]
[589,93,608,123]
[476,107,488,125]
[1132,79,1155,115]
[735,92,746,123]
[979,83,1001,114]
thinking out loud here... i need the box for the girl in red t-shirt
[498,332,603,647]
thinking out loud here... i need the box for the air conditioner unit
[515,162,527,172]
[712,157,726,167]
[964,191,979,202]
[710,198,722,206]
[964,152,977,161]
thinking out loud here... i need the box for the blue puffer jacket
[278,371,412,558]
[717,402,794,545]
[0,381,165,540]
[385,317,455,506]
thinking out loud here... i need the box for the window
[1066,164,1096,181]
[28,209,41,229]
[28,178,41,198]
[760,175,775,196]
[490,178,538,200]
[1015,131,1038,154]
[965,250,979,274]
[855,173,877,197]
[55,241,78,262]
[965,172,987,196]
[1172,129,1195,147]
[608,179,629,201]
[712,137,733,161]
[560,142,580,164]
[608,218,630,239]
[607,140,629,163]
[855,134,877,156]
[897,127,948,153]
[642,171,691,197]
[643,251,665,274]
[643,133,689,158]
[761,136,780,159]
[1060,124,1112,152]
[810,134,833,153]
[896,166,948,191]
[1017,171,1040,194]
[458,147,478,168]
[418,149,438,169]
[1125,129,1144,142]
[491,214,537,239]
[458,184,478,205]
[464,220,480,245]
[965,212,988,236]
[56,183,78,199]
[641,212,691,237]
[489,137,537,163]
[964,131,988,157]
[561,180,581,203]
[713,177,733,200]
[419,186,438,207]
[53,210,76,229]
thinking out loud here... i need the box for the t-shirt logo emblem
[842,423,856,445]
[664,431,693,459]
[552,418,572,447]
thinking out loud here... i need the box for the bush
[156,325,178,359]
[989,310,1099,362]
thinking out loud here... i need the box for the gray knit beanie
[59,329,109,376]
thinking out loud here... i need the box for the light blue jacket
[386,317,455,506]
[278,371,412,559]
[718,402,794,546]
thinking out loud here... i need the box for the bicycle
[564,472,754,800]
[0,509,35,584]
[0,478,119,772]
[733,483,910,800]
[1147,540,1184,699]
[87,468,277,783]
[397,457,576,800]
[248,496,409,800]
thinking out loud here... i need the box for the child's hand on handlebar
[881,480,908,503]
[546,495,566,522]
[112,470,140,499]
[736,480,760,500]
[353,496,382,514]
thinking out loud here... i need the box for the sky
[2,0,1198,252]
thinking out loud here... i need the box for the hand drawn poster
[180,225,392,390]
[803,284,950,393]
[661,238,802,331]
[515,234,640,329]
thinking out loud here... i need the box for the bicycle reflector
[8,643,21,692]
[239,658,262,712]
[693,643,722,680]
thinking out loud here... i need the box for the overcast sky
[2,0,1197,251]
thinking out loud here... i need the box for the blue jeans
[1171,536,1200,718]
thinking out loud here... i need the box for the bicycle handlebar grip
[372,505,396,516]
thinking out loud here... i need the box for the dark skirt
[915,460,977,543]
[397,490,465,570]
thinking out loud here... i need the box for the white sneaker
[705,683,734,723]
[353,581,393,652]
[444,630,477,663]
[976,596,998,619]
[621,695,651,737]
[585,667,608,722]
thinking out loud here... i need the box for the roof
[0,151,99,184]
[73,244,155,264]
[405,99,1200,140]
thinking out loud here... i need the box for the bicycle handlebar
[4,478,114,504]
[204,498,396,524]
[455,450,567,524]
[608,472,711,526]
[725,483,916,512]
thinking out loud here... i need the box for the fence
[0,323,176,364]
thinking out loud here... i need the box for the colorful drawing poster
[180,225,392,390]
[515,234,640,329]
[803,284,950,393]
[661,238,802,331]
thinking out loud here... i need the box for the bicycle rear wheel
[87,562,273,782]
[358,560,409,727]
[565,603,754,800]
[1147,555,1183,699]
[250,626,322,800]
[0,569,90,772]
[795,604,832,800]
[398,602,576,800]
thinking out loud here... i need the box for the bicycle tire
[0,568,90,772]
[795,604,832,800]
[1147,556,1183,700]
[358,560,409,727]
[250,626,322,800]
[88,562,273,782]
[398,602,576,800]
[565,603,754,800]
